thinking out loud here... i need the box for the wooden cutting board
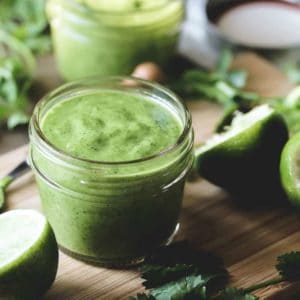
[1,53,299,300]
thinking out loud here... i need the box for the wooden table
[1,53,299,300]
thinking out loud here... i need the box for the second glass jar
[46,0,184,80]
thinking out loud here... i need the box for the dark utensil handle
[8,160,29,180]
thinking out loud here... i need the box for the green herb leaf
[0,176,13,212]
[216,48,234,76]
[217,288,259,300]
[0,0,50,54]
[0,30,34,128]
[144,241,227,276]
[141,264,198,289]
[271,87,300,135]
[0,0,49,128]
[276,251,300,280]
[169,48,253,112]
[7,111,30,129]
[135,242,228,300]
[227,70,248,89]
[150,274,211,300]
[284,63,300,84]
[171,49,300,136]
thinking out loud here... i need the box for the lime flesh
[0,209,58,300]
[280,132,300,207]
[195,105,289,204]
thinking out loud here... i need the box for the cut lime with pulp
[280,132,300,207]
[0,209,58,300]
[195,105,288,203]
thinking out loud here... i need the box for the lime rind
[280,132,300,207]
[195,105,275,157]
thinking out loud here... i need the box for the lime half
[195,105,288,203]
[0,209,58,299]
[280,132,300,207]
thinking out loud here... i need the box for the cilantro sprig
[129,241,228,300]
[284,62,300,85]
[277,251,300,280]
[215,251,300,299]
[0,0,50,128]
[171,49,300,136]
[0,30,35,128]
[0,0,50,54]
[171,49,261,111]
[271,86,300,135]
[130,243,300,300]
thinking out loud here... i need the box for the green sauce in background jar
[29,77,194,267]
[46,0,184,80]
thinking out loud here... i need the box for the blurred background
[0,0,299,153]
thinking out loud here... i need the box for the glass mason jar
[46,0,184,80]
[29,77,194,267]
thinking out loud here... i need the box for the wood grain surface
[1,53,299,299]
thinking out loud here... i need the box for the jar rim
[31,76,192,167]
[65,0,180,16]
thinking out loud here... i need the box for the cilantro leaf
[144,241,226,276]
[169,48,258,122]
[270,87,300,135]
[216,48,234,76]
[132,247,300,300]
[0,56,32,128]
[150,274,211,300]
[0,176,13,212]
[141,264,198,289]
[0,30,35,128]
[284,63,300,84]
[7,111,29,129]
[227,70,248,89]
[171,48,300,136]
[217,288,259,300]
[136,242,228,300]
[0,0,50,129]
[276,251,300,280]
[0,0,50,54]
